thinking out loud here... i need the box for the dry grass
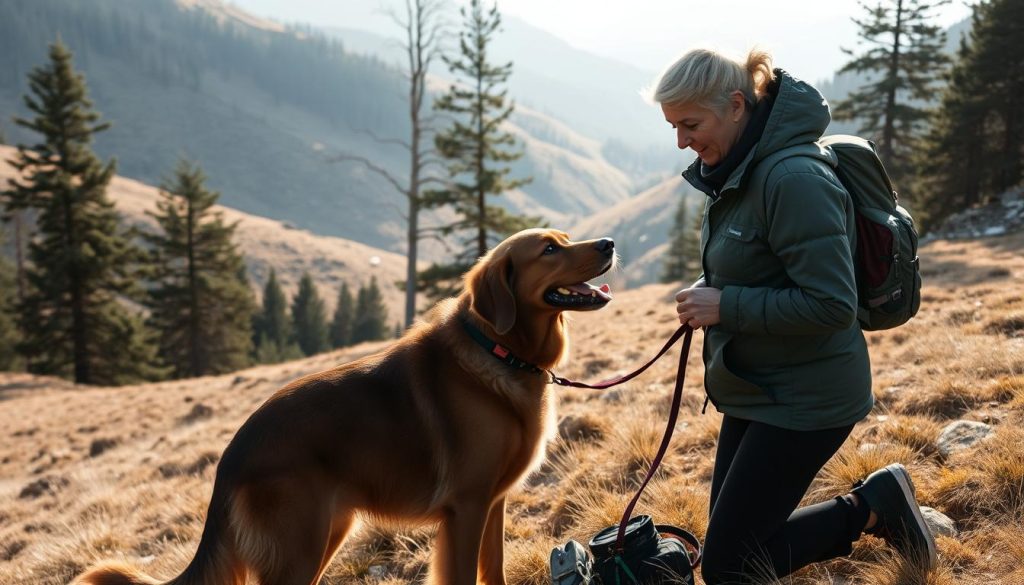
[2,233,1024,584]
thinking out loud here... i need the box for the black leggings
[701,415,869,585]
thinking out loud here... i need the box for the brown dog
[75,228,615,585]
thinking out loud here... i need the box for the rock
[368,565,387,578]
[180,403,213,424]
[557,415,605,442]
[601,389,624,403]
[858,442,896,453]
[934,184,1024,238]
[88,437,119,458]
[937,420,994,457]
[921,506,958,538]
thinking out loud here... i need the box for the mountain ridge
[0,0,638,259]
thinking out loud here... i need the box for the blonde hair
[645,47,775,112]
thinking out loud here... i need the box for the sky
[226,0,976,83]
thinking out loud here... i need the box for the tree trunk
[406,38,422,329]
[187,197,201,378]
[476,43,486,259]
[405,195,419,328]
[1000,102,1021,193]
[882,0,904,164]
[13,211,25,303]
[64,192,89,384]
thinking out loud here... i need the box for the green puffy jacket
[682,70,873,431]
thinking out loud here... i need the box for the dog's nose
[595,238,615,255]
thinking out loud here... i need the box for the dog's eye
[542,243,559,255]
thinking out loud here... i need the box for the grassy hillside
[1,233,1022,584]
[0,145,414,322]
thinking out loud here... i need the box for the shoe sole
[886,463,938,569]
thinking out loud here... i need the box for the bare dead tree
[331,0,449,329]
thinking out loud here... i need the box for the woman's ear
[730,90,747,123]
[469,251,517,335]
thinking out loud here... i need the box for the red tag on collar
[493,345,509,358]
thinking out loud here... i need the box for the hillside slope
[1,233,1022,584]
[0,145,414,321]
[571,175,705,287]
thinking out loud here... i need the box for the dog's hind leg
[428,500,491,585]
[477,496,507,585]
[237,481,334,585]
[311,509,357,583]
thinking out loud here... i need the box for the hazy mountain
[324,16,679,180]
[0,0,636,258]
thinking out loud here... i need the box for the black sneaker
[851,463,937,569]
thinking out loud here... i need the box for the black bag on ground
[588,515,701,585]
[548,516,702,585]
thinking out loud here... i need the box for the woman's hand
[675,280,722,328]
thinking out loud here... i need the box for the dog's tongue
[566,282,613,300]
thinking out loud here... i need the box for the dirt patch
[983,314,1024,337]
[157,452,219,478]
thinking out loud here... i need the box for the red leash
[548,325,697,558]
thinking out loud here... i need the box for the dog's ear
[469,250,517,335]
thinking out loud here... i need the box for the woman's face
[661,93,746,167]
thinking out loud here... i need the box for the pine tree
[418,0,539,302]
[833,0,951,191]
[916,0,1024,229]
[661,198,702,284]
[352,276,389,344]
[291,272,328,356]
[143,159,255,378]
[0,40,160,384]
[329,281,354,349]
[253,268,301,362]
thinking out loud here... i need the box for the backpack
[760,135,922,331]
[818,135,922,331]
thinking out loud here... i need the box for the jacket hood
[752,68,832,164]
[682,69,833,197]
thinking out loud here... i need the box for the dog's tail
[74,483,244,585]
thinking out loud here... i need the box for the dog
[75,228,615,585]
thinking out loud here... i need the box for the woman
[650,48,937,583]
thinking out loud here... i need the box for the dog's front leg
[429,500,491,585]
[478,495,507,585]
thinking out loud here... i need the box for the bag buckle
[550,540,593,585]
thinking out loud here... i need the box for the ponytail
[646,47,776,111]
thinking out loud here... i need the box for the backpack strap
[743,142,853,261]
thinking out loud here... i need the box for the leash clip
[547,371,569,386]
